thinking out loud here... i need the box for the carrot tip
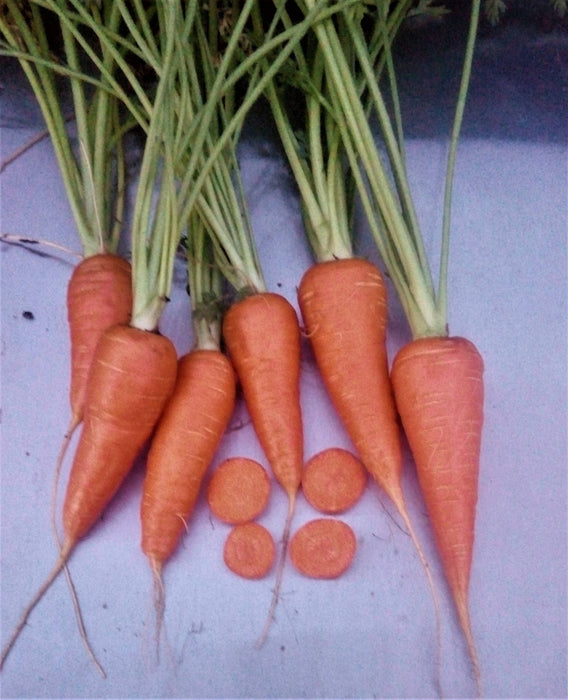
[255,496,296,649]
[147,558,166,665]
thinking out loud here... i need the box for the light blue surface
[1,19,567,700]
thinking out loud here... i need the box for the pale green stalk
[438,0,481,322]
[128,2,181,331]
[186,216,224,351]
[296,0,445,336]
[0,0,128,257]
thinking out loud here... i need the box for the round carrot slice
[289,518,356,579]
[223,522,276,579]
[207,457,271,524]
[302,447,367,514]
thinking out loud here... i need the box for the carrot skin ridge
[63,323,178,543]
[222,292,304,644]
[141,349,237,564]
[391,335,484,695]
[298,258,443,691]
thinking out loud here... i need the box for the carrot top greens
[293,0,481,339]
[0,0,128,258]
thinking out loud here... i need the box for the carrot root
[66,253,133,424]
[255,495,296,649]
[0,539,75,672]
[50,424,106,679]
[149,558,166,663]
[141,349,236,564]
[61,563,106,678]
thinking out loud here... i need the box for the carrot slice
[302,447,367,514]
[207,457,271,524]
[289,518,356,579]
[223,522,276,579]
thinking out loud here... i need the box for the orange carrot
[222,291,303,644]
[289,518,356,579]
[223,522,276,580]
[66,253,132,430]
[207,457,271,525]
[302,447,367,514]
[54,253,132,539]
[139,348,236,642]
[0,323,177,670]
[391,335,484,690]
[298,258,417,518]
[298,257,442,669]
[52,252,133,674]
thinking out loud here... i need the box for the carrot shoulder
[391,335,484,689]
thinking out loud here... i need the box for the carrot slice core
[290,518,356,579]
[223,522,276,579]
[302,447,367,514]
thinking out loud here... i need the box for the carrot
[295,2,485,693]
[141,350,236,563]
[54,253,132,533]
[391,335,484,687]
[302,447,367,514]
[1,2,186,667]
[207,457,271,525]
[140,347,236,646]
[289,518,356,579]
[0,323,178,670]
[252,19,444,683]
[66,253,132,430]
[298,258,439,544]
[298,256,443,677]
[222,291,304,644]
[223,522,276,580]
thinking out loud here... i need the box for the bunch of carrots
[1,0,486,696]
